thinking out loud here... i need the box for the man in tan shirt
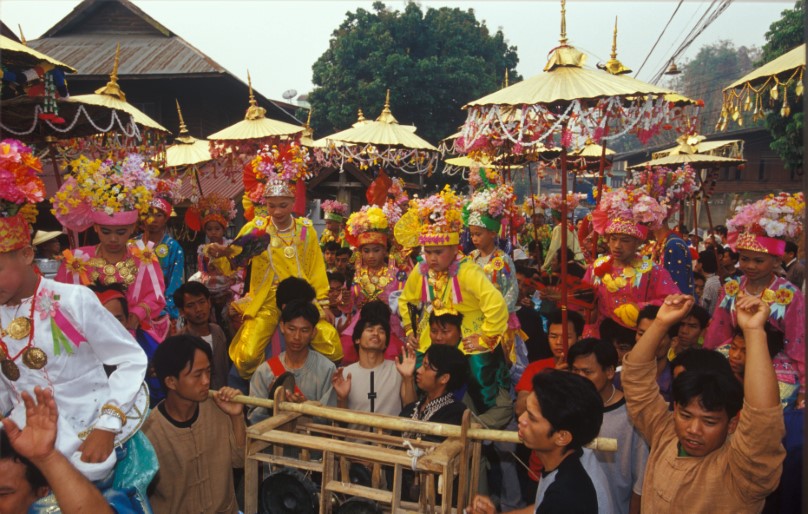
[622,293,785,513]
[143,334,246,514]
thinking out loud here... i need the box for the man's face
[674,397,737,457]
[167,349,211,403]
[728,334,746,377]
[264,197,294,226]
[677,315,704,350]
[739,250,777,282]
[324,250,336,266]
[360,243,386,269]
[0,458,47,514]
[548,322,577,359]
[325,220,341,233]
[94,224,135,255]
[328,279,344,305]
[570,353,614,396]
[612,339,633,364]
[517,393,557,452]
[515,272,534,301]
[689,235,701,247]
[693,278,705,299]
[335,253,351,271]
[429,321,462,346]
[145,208,168,232]
[102,298,128,326]
[423,245,457,273]
[204,221,225,243]
[608,234,640,264]
[280,316,316,353]
[0,249,32,306]
[181,293,211,326]
[357,323,387,352]
[415,354,445,394]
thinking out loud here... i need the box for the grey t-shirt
[536,449,616,513]
[344,359,402,415]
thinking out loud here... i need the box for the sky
[0,0,794,104]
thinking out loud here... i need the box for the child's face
[181,293,211,326]
[469,226,496,251]
[95,224,135,255]
[429,321,461,346]
[694,278,705,299]
[102,298,128,326]
[728,334,746,376]
[205,221,225,243]
[325,220,341,233]
[360,243,386,269]
[423,245,457,273]
[145,208,168,232]
[324,250,336,266]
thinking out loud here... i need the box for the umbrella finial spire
[17,24,26,45]
[598,17,632,75]
[94,43,127,101]
[176,99,189,136]
[504,69,509,88]
[376,89,399,124]
[244,69,267,120]
[306,109,312,128]
[559,0,567,46]
[357,109,366,122]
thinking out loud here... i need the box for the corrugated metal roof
[28,36,226,76]
[178,162,244,201]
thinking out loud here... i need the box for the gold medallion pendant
[283,246,296,259]
[432,299,443,310]
[22,347,48,370]
[6,317,31,340]
[1,359,20,381]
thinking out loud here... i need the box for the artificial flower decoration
[184,193,238,232]
[345,205,390,247]
[321,199,350,222]
[52,154,159,232]
[463,183,516,233]
[246,142,312,201]
[521,194,547,217]
[397,185,465,247]
[0,139,46,217]
[726,192,804,256]
[625,164,696,216]
[591,188,665,238]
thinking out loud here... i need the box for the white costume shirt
[0,279,147,480]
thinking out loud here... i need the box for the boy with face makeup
[623,294,785,512]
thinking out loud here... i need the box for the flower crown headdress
[544,193,581,218]
[184,193,238,232]
[321,199,349,222]
[463,183,515,233]
[53,154,158,232]
[726,192,804,256]
[245,142,312,201]
[404,185,465,246]
[0,139,46,251]
[625,164,697,217]
[388,177,409,207]
[345,205,390,247]
[592,188,665,240]
[522,194,546,217]
[151,176,183,216]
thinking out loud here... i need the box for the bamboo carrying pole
[210,390,617,451]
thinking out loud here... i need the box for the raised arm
[734,294,778,408]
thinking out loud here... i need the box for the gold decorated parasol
[322,90,439,175]
[459,0,692,359]
[207,71,303,142]
[165,100,214,195]
[720,43,805,127]
[0,34,75,72]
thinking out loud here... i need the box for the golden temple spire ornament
[559,0,567,46]
[244,69,267,121]
[18,24,26,45]
[376,89,399,124]
[174,99,195,143]
[505,69,509,88]
[94,43,126,101]
[357,109,366,123]
[599,17,631,75]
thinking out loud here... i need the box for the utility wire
[634,0,685,78]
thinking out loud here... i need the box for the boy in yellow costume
[207,143,342,379]
[397,187,508,413]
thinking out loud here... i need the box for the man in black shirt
[469,370,603,513]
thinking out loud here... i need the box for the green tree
[308,2,520,146]
[759,0,804,172]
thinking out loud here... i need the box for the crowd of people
[0,137,804,514]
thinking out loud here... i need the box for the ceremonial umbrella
[458,0,692,366]
[207,72,304,175]
[323,90,439,176]
[628,133,746,231]
[165,100,214,195]
[719,43,805,128]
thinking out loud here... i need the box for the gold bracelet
[101,403,127,426]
